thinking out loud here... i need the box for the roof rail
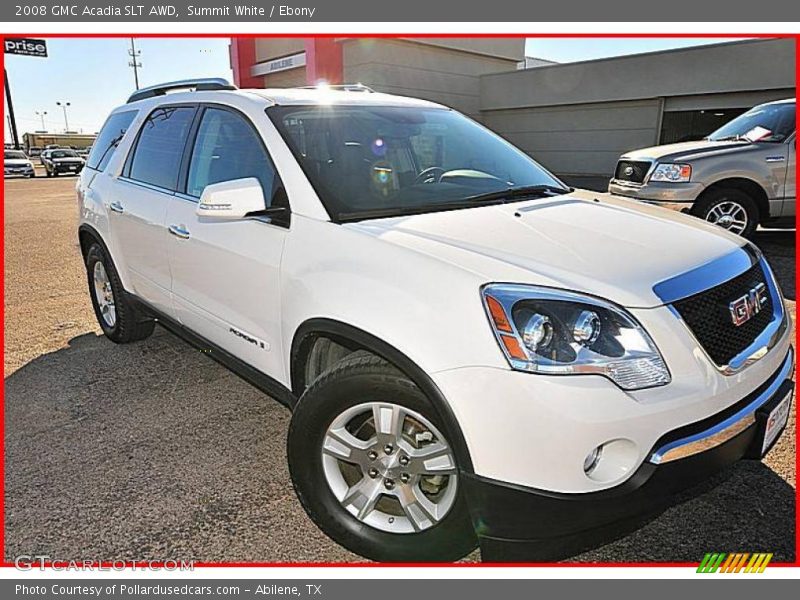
[297,83,375,93]
[127,78,237,104]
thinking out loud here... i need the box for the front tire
[692,188,759,238]
[85,243,154,343]
[287,354,477,562]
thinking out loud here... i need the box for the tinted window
[129,106,195,190]
[87,110,137,171]
[5,151,27,160]
[186,107,277,200]
[268,105,566,221]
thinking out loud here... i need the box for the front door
[166,105,289,381]
[782,137,795,217]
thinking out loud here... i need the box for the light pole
[56,101,71,133]
[128,38,142,90]
[35,110,47,131]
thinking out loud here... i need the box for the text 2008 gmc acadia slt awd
[77,79,794,562]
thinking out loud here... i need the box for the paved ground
[3,174,796,564]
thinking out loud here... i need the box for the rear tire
[692,188,759,238]
[85,243,154,344]
[288,354,477,562]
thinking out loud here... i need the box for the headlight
[482,284,670,390]
[649,163,691,183]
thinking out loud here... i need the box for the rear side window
[186,107,278,200]
[128,106,195,190]
[87,110,137,171]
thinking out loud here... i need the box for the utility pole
[56,101,71,132]
[35,110,47,131]
[4,69,21,149]
[128,38,142,90]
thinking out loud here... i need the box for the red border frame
[1,31,797,570]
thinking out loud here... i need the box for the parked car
[43,148,85,177]
[77,79,793,562]
[609,98,796,238]
[28,146,43,158]
[4,149,35,178]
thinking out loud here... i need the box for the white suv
[77,79,794,562]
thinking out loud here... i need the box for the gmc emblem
[729,283,768,326]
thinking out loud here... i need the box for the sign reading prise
[4,38,48,58]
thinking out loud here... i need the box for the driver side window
[186,107,279,202]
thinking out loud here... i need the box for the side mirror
[196,177,266,220]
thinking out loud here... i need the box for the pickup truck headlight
[482,284,670,390]
[649,163,691,183]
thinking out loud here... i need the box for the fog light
[583,446,602,474]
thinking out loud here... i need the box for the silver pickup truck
[609,98,795,238]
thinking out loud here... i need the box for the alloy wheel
[704,200,749,235]
[321,402,458,534]
[92,261,116,328]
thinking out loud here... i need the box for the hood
[4,159,31,167]
[53,157,84,164]
[346,192,744,308]
[621,139,753,163]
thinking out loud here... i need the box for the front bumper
[52,164,83,174]
[4,166,34,177]
[608,179,704,210]
[461,348,794,559]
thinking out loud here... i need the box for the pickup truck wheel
[693,188,758,238]
[288,354,477,562]
[85,243,155,343]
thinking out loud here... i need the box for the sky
[4,38,233,140]
[524,37,745,62]
[4,37,746,140]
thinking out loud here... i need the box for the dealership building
[229,37,796,189]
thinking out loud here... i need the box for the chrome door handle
[765,156,786,163]
[109,201,124,213]
[168,224,191,239]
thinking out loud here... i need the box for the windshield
[268,105,568,221]
[51,150,79,158]
[708,101,796,143]
[5,151,27,160]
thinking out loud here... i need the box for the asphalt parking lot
[3,173,796,563]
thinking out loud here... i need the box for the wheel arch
[78,223,111,264]
[290,318,474,473]
[695,177,769,221]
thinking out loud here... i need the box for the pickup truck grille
[672,263,772,366]
[613,160,651,184]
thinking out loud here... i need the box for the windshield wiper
[336,185,572,223]
[712,135,747,142]
[461,184,571,204]
[337,197,508,223]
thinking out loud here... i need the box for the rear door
[113,104,197,315]
[165,104,289,379]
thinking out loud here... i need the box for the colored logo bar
[697,553,773,573]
